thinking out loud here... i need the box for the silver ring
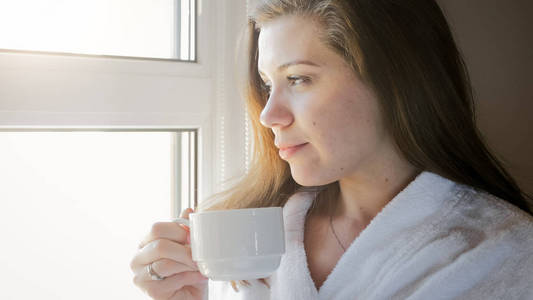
[147,262,165,281]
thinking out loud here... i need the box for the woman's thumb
[180,207,194,219]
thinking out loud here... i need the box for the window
[0,0,196,60]
[0,130,197,299]
[0,0,248,298]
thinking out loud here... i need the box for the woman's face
[258,15,393,186]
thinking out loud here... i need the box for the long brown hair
[202,0,532,291]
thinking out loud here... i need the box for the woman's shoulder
[442,184,533,264]
[451,184,533,232]
[411,185,533,297]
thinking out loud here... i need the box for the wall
[437,0,533,196]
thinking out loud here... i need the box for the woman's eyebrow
[277,60,320,71]
[258,60,321,76]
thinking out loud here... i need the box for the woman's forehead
[257,16,329,73]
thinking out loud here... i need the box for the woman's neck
[336,154,420,222]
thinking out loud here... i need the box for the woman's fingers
[139,271,207,300]
[153,258,197,277]
[138,221,188,249]
[131,208,202,299]
[135,258,196,282]
[131,239,197,272]
[164,271,208,292]
[137,208,194,249]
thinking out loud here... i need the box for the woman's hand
[130,208,208,300]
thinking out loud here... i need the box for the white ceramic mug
[173,207,285,281]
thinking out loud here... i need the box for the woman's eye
[287,75,310,86]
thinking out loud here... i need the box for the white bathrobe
[208,171,533,299]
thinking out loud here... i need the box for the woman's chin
[291,169,335,187]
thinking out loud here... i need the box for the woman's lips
[279,143,308,160]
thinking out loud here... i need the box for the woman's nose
[259,92,294,129]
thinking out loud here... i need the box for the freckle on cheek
[341,167,344,171]
[313,121,316,126]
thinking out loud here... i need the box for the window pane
[0,131,196,299]
[0,0,195,60]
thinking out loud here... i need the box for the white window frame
[0,0,250,205]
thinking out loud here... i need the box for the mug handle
[172,217,190,227]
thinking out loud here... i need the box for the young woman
[130,0,533,299]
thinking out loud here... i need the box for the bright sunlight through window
[0,0,196,60]
[0,130,197,299]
